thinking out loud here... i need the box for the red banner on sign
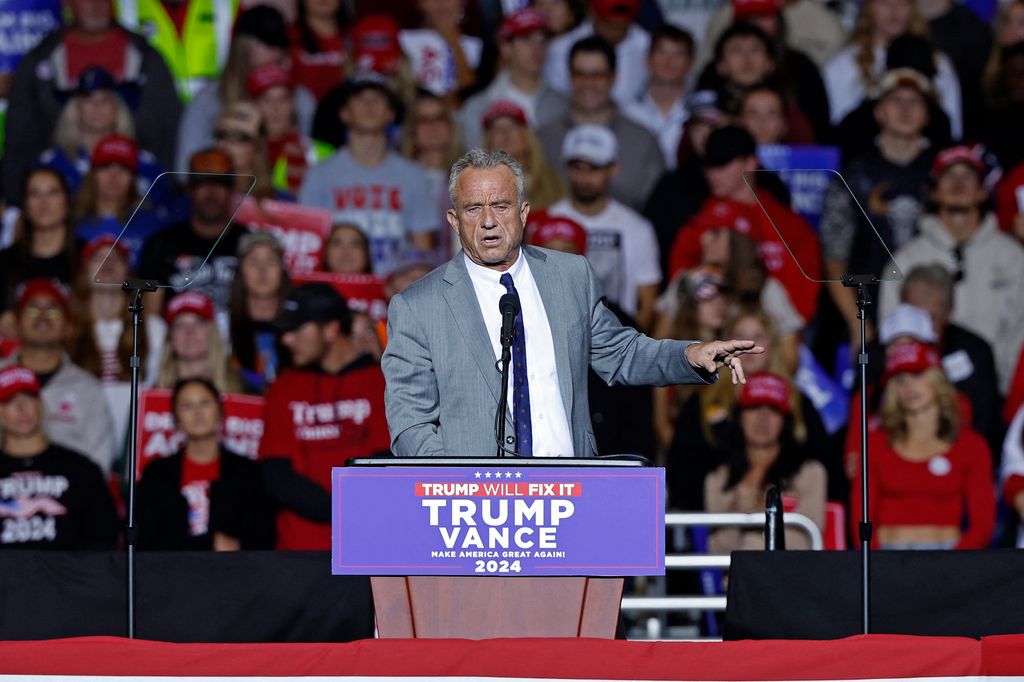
[292,271,389,322]
[234,197,332,274]
[136,389,265,478]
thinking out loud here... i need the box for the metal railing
[620,512,823,634]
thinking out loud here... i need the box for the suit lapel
[525,247,574,417]
[442,256,502,406]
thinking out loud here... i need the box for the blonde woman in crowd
[851,341,995,549]
[156,292,242,394]
[481,100,567,211]
[822,0,962,137]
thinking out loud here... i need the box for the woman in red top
[851,341,996,549]
[290,0,348,101]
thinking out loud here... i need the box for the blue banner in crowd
[795,343,849,435]
[756,145,842,230]
[0,0,60,73]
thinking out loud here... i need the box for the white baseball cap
[561,124,617,166]
[879,304,938,345]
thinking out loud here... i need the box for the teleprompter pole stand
[841,273,875,635]
[123,279,157,638]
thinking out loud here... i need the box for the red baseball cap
[351,15,402,75]
[246,62,293,98]
[932,144,986,181]
[692,198,756,236]
[0,365,40,404]
[528,214,588,255]
[81,234,130,268]
[733,0,782,19]
[883,340,941,383]
[592,0,641,21]
[482,100,528,129]
[737,372,792,414]
[165,291,215,324]
[499,7,548,41]
[15,278,71,318]
[92,135,138,172]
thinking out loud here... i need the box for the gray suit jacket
[382,246,715,457]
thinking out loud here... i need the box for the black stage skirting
[726,550,1024,640]
[0,551,374,642]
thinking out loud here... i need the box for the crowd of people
[1,0,1023,557]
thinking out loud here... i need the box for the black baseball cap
[703,125,758,168]
[235,5,289,49]
[273,283,351,332]
[78,66,117,95]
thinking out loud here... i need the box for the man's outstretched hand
[685,339,766,384]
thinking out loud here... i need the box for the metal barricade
[620,512,823,639]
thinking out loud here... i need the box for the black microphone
[499,292,520,348]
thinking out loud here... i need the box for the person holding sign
[137,378,275,551]
[382,149,764,458]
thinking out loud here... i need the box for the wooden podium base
[371,576,624,639]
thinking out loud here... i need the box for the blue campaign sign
[332,466,666,577]
[757,145,841,230]
[0,0,61,73]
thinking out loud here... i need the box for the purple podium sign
[332,466,665,576]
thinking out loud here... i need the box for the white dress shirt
[464,251,574,457]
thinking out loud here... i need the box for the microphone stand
[841,273,875,635]
[122,278,157,638]
[495,343,513,457]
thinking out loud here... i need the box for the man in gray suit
[382,149,762,458]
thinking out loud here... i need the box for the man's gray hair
[448,148,526,208]
[901,263,955,312]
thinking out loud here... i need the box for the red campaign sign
[234,196,332,274]
[292,271,389,322]
[136,389,266,478]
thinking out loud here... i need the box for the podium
[336,457,663,639]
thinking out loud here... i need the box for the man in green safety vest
[115,0,238,102]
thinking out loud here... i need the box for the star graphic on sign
[474,472,481,478]
[515,472,522,478]
[505,472,513,479]
[484,472,492,479]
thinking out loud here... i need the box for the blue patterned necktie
[499,273,533,456]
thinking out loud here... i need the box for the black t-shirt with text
[136,221,249,311]
[0,444,119,549]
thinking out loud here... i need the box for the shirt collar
[463,247,527,288]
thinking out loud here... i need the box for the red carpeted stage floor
[0,634,1022,679]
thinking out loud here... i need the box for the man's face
[648,38,691,85]
[932,163,986,212]
[569,51,614,112]
[0,393,42,439]
[740,90,786,145]
[340,88,395,134]
[282,321,331,367]
[502,31,548,78]
[447,166,529,271]
[71,0,112,32]
[904,281,951,333]
[566,159,616,204]
[256,86,294,136]
[717,35,773,88]
[17,295,67,347]
[189,182,233,225]
[705,156,756,200]
[874,87,928,138]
